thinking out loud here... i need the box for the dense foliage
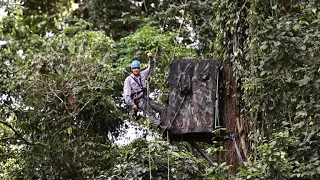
[1,0,320,179]
[238,1,320,179]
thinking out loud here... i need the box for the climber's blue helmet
[130,60,141,69]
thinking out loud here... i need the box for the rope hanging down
[146,55,153,180]
[145,0,187,179]
[145,55,170,180]
[170,0,188,62]
[232,0,239,64]
[231,133,244,164]
[270,0,279,21]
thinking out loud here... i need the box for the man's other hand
[147,52,153,58]
[132,104,137,110]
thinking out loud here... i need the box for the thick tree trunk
[218,0,250,174]
[219,62,240,174]
[219,62,248,174]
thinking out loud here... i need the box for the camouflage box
[165,59,221,142]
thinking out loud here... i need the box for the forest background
[0,0,319,179]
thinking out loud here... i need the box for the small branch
[0,120,30,145]
[0,120,48,148]
[77,98,93,113]
[48,85,72,116]
[143,0,148,13]
[0,137,17,142]
[85,73,92,89]
[49,85,64,103]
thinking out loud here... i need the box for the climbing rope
[148,143,152,180]
[167,131,170,180]
[166,1,187,178]
[146,55,152,180]
[231,132,244,164]
[215,68,220,128]
[270,0,278,21]
[170,0,188,62]
[232,0,239,64]
[144,0,188,178]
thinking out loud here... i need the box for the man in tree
[123,53,167,130]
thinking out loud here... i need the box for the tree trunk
[218,0,250,174]
[218,62,241,174]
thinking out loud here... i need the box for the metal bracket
[189,141,215,167]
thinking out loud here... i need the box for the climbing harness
[130,76,143,89]
[130,76,147,100]
[128,75,147,121]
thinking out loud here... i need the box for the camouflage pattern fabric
[166,59,220,134]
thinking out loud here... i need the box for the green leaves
[2,0,320,179]
[237,1,320,179]
[104,139,211,179]
[293,24,300,31]
[260,43,268,50]
[0,13,125,177]
[0,1,207,178]
[296,75,312,87]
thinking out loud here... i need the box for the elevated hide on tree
[165,59,221,142]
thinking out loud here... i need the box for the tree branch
[0,120,48,148]
[0,136,17,142]
[0,120,30,145]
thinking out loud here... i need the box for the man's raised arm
[141,52,154,77]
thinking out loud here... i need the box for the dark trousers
[136,98,166,129]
